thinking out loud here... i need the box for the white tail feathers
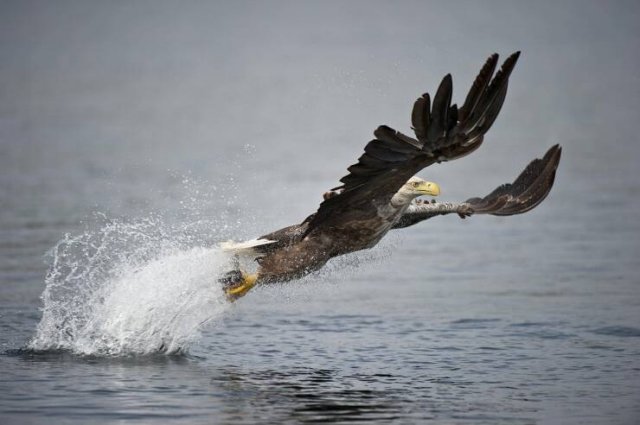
[219,238,276,255]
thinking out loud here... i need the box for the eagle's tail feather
[219,238,276,255]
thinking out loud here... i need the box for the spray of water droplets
[28,176,244,356]
[26,170,398,356]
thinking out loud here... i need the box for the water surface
[1,1,639,424]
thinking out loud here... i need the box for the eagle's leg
[219,270,259,301]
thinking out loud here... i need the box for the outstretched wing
[305,52,521,234]
[393,144,562,229]
[464,144,561,215]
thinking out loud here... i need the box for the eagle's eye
[412,181,420,187]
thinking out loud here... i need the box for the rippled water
[2,1,640,424]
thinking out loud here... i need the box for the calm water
[1,1,640,424]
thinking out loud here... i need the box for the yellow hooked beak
[416,181,440,196]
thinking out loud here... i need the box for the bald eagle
[220,52,561,300]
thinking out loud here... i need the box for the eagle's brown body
[255,200,409,283]
[221,51,562,298]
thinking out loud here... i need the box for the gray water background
[1,1,640,423]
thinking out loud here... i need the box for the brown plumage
[221,52,561,296]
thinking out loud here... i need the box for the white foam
[28,216,235,356]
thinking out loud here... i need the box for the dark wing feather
[305,52,521,234]
[459,54,499,122]
[427,74,453,143]
[411,93,430,141]
[465,145,562,215]
[463,52,519,134]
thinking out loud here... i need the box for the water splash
[25,170,398,356]
[28,213,235,356]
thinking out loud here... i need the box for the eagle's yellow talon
[224,272,258,301]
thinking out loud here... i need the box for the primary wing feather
[465,144,562,215]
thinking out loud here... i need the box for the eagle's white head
[391,176,440,206]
